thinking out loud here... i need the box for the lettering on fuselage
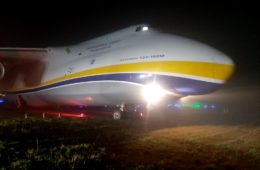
[110,40,120,44]
[120,54,165,62]
[86,40,120,52]
[87,43,111,52]
[120,57,139,62]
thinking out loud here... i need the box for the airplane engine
[0,62,5,80]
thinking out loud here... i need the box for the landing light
[142,83,167,104]
[142,26,149,31]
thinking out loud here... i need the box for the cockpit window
[136,26,149,32]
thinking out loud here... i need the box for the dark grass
[0,115,259,169]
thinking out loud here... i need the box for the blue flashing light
[211,105,215,109]
[0,98,5,104]
[203,104,208,109]
[174,103,182,108]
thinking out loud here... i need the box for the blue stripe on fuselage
[5,73,221,95]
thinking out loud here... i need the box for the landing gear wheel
[113,110,122,120]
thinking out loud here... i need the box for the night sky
[0,3,259,112]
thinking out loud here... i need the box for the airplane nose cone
[155,34,235,85]
[212,52,235,82]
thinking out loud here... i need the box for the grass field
[0,116,259,169]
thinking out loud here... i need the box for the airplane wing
[0,48,48,91]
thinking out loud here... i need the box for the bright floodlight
[142,26,149,31]
[142,83,166,104]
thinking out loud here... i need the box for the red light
[140,112,143,117]
[18,108,88,119]
[61,113,87,118]
[84,96,93,101]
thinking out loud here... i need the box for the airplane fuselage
[2,25,234,108]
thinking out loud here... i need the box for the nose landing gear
[112,103,146,120]
[113,110,122,120]
[113,103,124,120]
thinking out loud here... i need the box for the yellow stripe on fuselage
[9,61,234,92]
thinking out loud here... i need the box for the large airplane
[0,24,234,119]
